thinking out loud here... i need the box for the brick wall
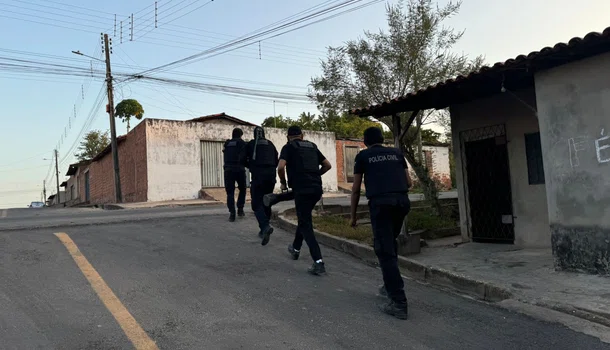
[335,139,366,183]
[89,121,148,204]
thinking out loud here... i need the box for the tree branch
[399,109,420,141]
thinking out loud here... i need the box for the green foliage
[308,0,483,213]
[75,130,110,162]
[115,99,144,132]
[262,111,384,139]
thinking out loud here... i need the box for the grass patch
[312,215,373,245]
[408,207,456,231]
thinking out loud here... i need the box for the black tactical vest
[251,139,275,167]
[223,139,241,168]
[290,140,319,174]
[363,146,409,199]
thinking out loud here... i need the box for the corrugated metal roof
[352,26,610,116]
[189,113,258,127]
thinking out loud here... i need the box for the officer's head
[232,128,243,139]
[253,126,265,140]
[363,127,384,147]
[287,125,303,141]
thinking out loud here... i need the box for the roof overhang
[351,27,610,117]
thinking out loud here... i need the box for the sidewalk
[275,210,610,328]
[411,243,610,326]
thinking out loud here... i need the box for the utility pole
[103,33,123,203]
[43,179,47,205]
[55,149,60,205]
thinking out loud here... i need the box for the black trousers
[250,177,276,230]
[369,194,411,304]
[292,189,323,262]
[224,169,246,214]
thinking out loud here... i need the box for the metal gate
[460,124,515,243]
[200,141,251,188]
[201,141,225,188]
[344,146,359,182]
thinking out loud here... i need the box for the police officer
[278,126,332,275]
[223,128,247,222]
[242,126,278,245]
[349,127,412,320]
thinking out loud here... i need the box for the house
[87,113,338,204]
[47,191,66,206]
[351,27,610,275]
[335,138,452,190]
[63,160,91,206]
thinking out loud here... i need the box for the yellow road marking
[0,209,7,218]
[54,232,159,350]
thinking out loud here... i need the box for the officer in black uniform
[241,126,278,245]
[349,127,412,320]
[223,128,247,222]
[278,126,332,275]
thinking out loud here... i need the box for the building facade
[351,27,610,274]
[86,114,338,204]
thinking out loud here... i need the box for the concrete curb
[102,201,222,210]
[275,210,610,327]
[275,212,513,303]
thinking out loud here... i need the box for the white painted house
[88,113,338,204]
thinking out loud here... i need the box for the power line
[134,0,379,75]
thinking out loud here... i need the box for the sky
[1,0,610,209]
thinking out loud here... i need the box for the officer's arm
[350,174,362,224]
[319,159,332,175]
[277,159,287,186]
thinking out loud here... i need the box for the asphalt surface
[0,191,457,232]
[1,208,609,349]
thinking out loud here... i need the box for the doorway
[344,146,359,182]
[84,171,90,202]
[461,124,514,243]
[200,140,251,188]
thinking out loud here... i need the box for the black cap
[363,127,384,146]
[287,125,302,136]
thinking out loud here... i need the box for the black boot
[238,208,245,217]
[287,244,300,260]
[263,193,278,207]
[307,261,326,275]
[229,212,236,222]
[378,300,408,320]
[261,226,274,246]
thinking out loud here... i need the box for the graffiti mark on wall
[595,129,610,164]
[567,129,609,167]
[568,136,588,167]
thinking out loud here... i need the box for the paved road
[0,210,608,349]
[0,191,458,232]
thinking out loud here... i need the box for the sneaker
[229,213,236,222]
[378,300,408,320]
[307,261,326,276]
[261,226,274,246]
[287,244,300,260]
[238,208,245,217]
[377,285,388,298]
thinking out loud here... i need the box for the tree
[309,0,483,214]
[115,99,144,132]
[262,111,384,139]
[75,130,110,162]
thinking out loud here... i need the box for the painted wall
[145,119,338,202]
[89,122,148,204]
[450,88,550,248]
[535,52,610,274]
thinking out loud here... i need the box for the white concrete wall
[145,119,338,202]
[535,51,610,273]
[450,88,550,248]
[406,145,451,188]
